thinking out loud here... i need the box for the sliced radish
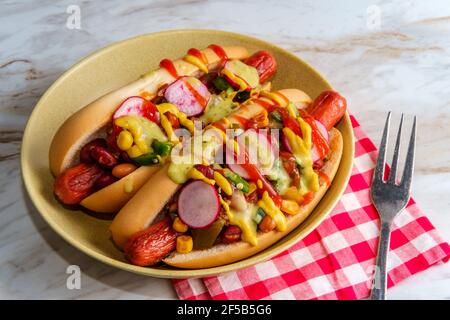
[164,77,210,117]
[311,120,330,163]
[315,119,329,143]
[226,129,277,177]
[113,96,159,123]
[177,181,220,229]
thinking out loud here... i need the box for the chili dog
[50,44,348,269]
[109,87,342,254]
[50,46,278,213]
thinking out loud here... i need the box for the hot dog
[51,46,278,213]
[109,88,313,249]
[50,45,348,269]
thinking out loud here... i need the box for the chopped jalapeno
[270,111,282,122]
[152,139,173,156]
[133,153,160,166]
[253,207,266,224]
[223,168,250,193]
[213,76,231,91]
[235,91,251,102]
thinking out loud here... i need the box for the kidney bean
[94,171,117,189]
[90,146,118,168]
[79,138,107,163]
[194,164,214,179]
[53,163,103,205]
[222,225,242,244]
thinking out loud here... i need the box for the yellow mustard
[220,196,258,246]
[221,68,248,91]
[188,167,215,185]
[282,118,319,195]
[257,191,287,232]
[260,91,288,107]
[183,54,208,73]
[214,171,232,196]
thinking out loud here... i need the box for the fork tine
[401,116,416,189]
[387,114,403,184]
[374,112,391,182]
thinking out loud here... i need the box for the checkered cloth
[173,115,450,300]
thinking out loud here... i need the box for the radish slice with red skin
[227,129,277,178]
[280,119,330,163]
[164,77,210,117]
[315,119,329,143]
[177,181,220,229]
[311,120,330,162]
[113,96,159,123]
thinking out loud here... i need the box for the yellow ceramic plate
[21,30,354,278]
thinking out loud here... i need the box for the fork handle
[370,220,392,300]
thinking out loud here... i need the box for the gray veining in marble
[1,0,449,299]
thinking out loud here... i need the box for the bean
[90,146,118,168]
[259,215,276,233]
[112,163,137,178]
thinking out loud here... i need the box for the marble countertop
[1,0,449,299]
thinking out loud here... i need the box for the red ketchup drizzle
[187,48,208,64]
[159,59,179,78]
[253,98,277,112]
[208,44,228,62]
[303,116,330,159]
[184,80,207,108]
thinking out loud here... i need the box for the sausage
[244,50,277,83]
[307,91,347,130]
[53,163,103,205]
[124,218,177,266]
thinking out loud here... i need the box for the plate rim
[21,29,354,278]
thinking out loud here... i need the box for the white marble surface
[1,0,449,299]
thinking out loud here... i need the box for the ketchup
[303,116,330,160]
[275,92,290,106]
[159,59,179,78]
[253,98,277,112]
[184,80,208,108]
[318,171,331,187]
[187,48,208,64]
[208,44,228,61]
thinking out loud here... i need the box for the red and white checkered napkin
[173,115,450,300]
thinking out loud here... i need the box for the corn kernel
[214,171,233,196]
[172,217,188,233]
[257,179,263,189]
[245,182,257,195]
[127,145,144,158]
[176,235,193,254]
[281,199,300,215]
[117,130,133,151]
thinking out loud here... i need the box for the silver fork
[370,112,416,300]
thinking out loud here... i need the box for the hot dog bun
[49,46,250,176]
[110,163,179,248]
[109,88,313,248]
[163,127,343,268]
[79,165,160,213]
